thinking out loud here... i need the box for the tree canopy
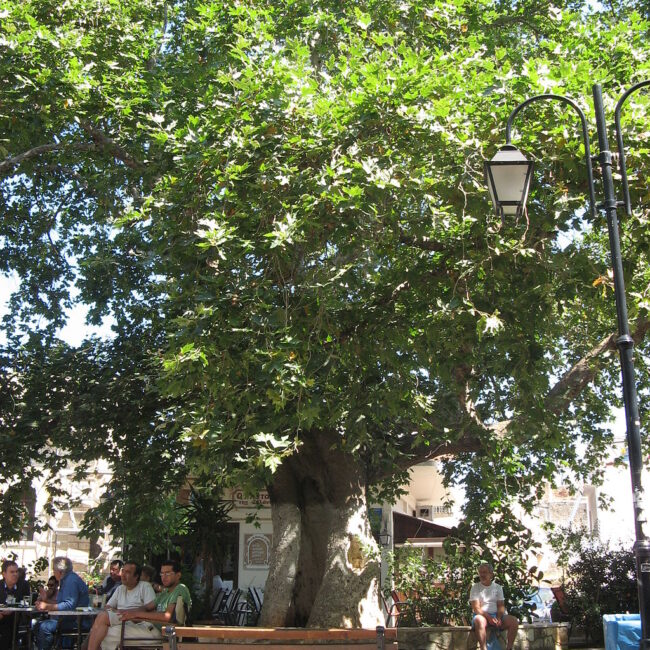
[1,0,649,625]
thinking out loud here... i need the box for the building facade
[0,460,118,578]
[3,449,643,591]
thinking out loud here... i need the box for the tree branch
[478,317,650,445]
[147,2,169,71]
[454,364,483,427]
[0,143,96,174]
[1,122,143,175]
[490,15,543,32]
[391,315,650,472]
[544,316,650,416]
[80,121,142,169]
[394,433,484,471]
[399,233,447,252]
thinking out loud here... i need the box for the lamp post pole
[592,86,650,650]
[485,82,650,649]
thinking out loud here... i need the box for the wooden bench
[162,625,398,650]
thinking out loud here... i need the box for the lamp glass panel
[490,163,530,205]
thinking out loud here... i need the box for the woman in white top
[469,563,519,650]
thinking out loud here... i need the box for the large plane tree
[1,0,649,626]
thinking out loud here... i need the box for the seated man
[37,576,60,605]
[0,559,31,648]
[119,559,191,643]
[86,561,156,650]
[469,562,519,650]
[35,556,90,650]
[95,560,123,600]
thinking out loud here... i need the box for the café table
[1,604,36,650]
[2,604,101,650]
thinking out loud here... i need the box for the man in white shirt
[469,563,519,650]
[86,561,156,650]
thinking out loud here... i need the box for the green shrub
[383,518,542,626]
[563,543,637,644]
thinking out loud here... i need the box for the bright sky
[0,273,114,346]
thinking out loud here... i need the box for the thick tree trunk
[259,431,384,628]
[259,465,302,626]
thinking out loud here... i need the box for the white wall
[225,491,273,591]
[596,440,650,547]
[403,461,463,527]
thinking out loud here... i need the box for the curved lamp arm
[614,79,650,216]
[505,94,597,218]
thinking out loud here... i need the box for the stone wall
[395,623,569,650]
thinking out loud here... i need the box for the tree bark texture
[259,431,384,628]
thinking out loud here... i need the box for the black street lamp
[484,144,534,219]
[485,81,650,650]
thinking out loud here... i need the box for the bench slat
[176,644,399,650]
[171,628,397,642]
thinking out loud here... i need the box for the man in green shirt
[120,560,191,634]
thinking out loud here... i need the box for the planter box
[395,623,569,650]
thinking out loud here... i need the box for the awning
[392,511,452,545]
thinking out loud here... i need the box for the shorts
[472,611,497,628]
[101,620,160,650]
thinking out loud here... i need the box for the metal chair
[222,589,243,626]
[209,588,229,621]
[249,587,263,625]
[211,588,241,626]
[119,595,187,649]
[380,593,398,628]
[10,609,34,649]
[233,587,264,626]
[52,614,94,649]
[550,585,573,637]
[387,590,416,627]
